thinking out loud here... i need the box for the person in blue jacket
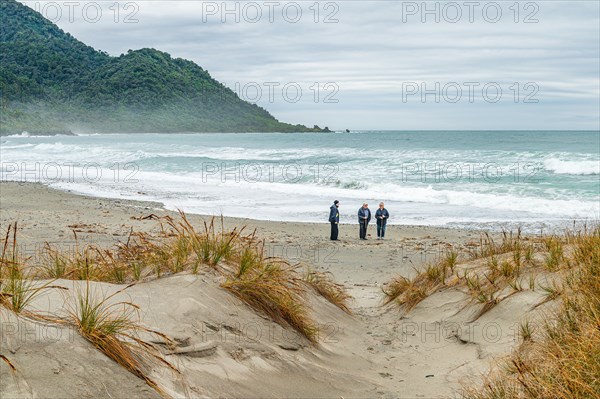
[375,202,390,239]
[329,200,340,240]
[358,203,371,240]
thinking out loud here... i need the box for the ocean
[1,131,598,231]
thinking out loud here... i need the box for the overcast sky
[21,1,600,130]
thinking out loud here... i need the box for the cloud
[20,1,600,130]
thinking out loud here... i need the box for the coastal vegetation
[0,0,329,134]
[383,225,600,399]
[0,213,351,395]
[3,211,597,397]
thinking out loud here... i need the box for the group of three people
[328,200,390,241]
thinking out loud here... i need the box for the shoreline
[0,181,570,398]
[41,180,595,233]
[4,131,597,231]
[0,181,483,288]
[1,180,484,231]
[1,180,515,232]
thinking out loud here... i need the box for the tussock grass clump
[40,243,69,278]
[175,213,242,269]
[68,281,178,396]
[222,249,319,343]
[382,275,428,311]
[383,250,461,311]
[519,320,535,343]
[384,225,591,323]
[543,236,566,271]
[462,225,600,399]
[1,224,59,374]
[1,223,63,316]
[40,239,107,281]
[425,262,446,285]
[1,222,32,312]
[40,212,246,283]
[5,212,352,350]
[468,228,547,265]
[444,250,459,273]
[304,268,352,314]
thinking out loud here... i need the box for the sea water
[1,131,598,231]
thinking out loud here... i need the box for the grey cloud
[20,1,600,130]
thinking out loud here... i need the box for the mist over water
[2,131,598,231]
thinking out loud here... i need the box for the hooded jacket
[329,204,340,223]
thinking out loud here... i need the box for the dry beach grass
[1,211,353,396]
[383,224,600,398]
[1,182,597,398]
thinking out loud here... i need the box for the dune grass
[40,237,109,281]
[6,212,345,349]
[1,222,183,396]
[124,213,340,343]
[0,223,65,317]
[462,225,600,398]
[124,213,327,343]
[221,246,319,343]
[383,249,461,311]
[0,222,34,313]
[0,212,351,397]
[382,225,599,397]
[37,214,225,277]
[40,212,249,284]
[382,275,429,311]
[519,319,535,343]
[304,268,352,314]
[383,226,579,320]
[68,280,179,396]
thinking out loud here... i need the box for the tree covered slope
[0,0,328,134]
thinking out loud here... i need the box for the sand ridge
[0,182,552,398]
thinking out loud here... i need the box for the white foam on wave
[28,166,598,227]
[6,131,31,137]
[544,158,600,175]
[0,142,153,164]
[3,133,599,229]
[5,132,77,138]
[0,143,35,149]
[251,180,599,218]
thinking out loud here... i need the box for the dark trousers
[359,220,369,239]
[330,222,339,240]
[377,223,387,238]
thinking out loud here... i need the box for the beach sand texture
[0,182,556,398]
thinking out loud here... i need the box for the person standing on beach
[358,203,371,240]
[375,202,390,240]
[329,200,340,240]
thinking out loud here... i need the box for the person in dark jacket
[357,203,371,240]
[375,202,390,239]
[329,200,340,240]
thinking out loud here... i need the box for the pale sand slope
[0,182,552,398]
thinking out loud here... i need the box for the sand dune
[0,182,557,398]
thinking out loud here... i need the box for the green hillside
[0,0,328,134]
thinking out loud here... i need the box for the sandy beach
[0,182,484,293]
[0,182,555,398]
[2,1,597,396]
